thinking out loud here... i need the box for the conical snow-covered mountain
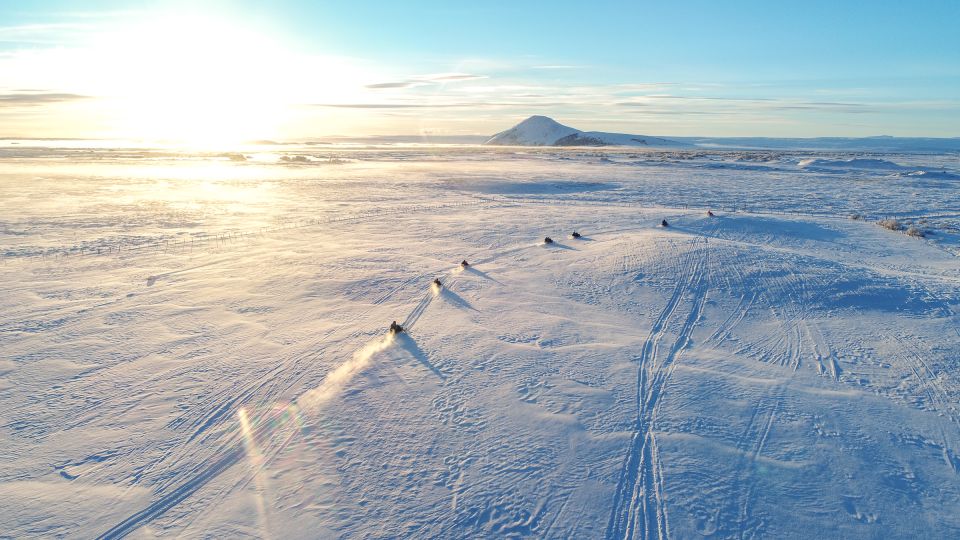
[484,116,579,146]
[485,115,687,147]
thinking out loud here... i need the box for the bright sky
[1,0,958,144]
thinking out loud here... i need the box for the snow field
[1,150,959,538]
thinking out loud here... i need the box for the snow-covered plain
[2,143,960,538]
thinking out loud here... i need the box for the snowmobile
[661,219,669,227]
[389,321,404,334]
[543,237,554,244]
[433,278,442,287]
[707,210,715,217]
[571,231,582,238]
[460,260,470,268]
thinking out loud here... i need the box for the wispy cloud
[365,72,487,90]
[313,103,436,108]
[618,94,775,103]
[366,81,421,89]
[0,22,98,46]
[531,65,582,70]
[309,101,566,109]
[428,73,486,81]
[31,10,144,20]
[615,95,885,115]
[0,23,89,34]
[0,91,91,106]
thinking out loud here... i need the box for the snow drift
[798,158,911,171]
[797,157,960,180]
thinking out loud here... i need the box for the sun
[96,15,297,148]
[2,10,385,144]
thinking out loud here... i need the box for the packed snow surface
[485,116,686,147]
[2,143,960,538]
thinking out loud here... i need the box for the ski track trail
[723,241,818,538]
[606,232,710,540]
[605,215,824,540]
[890,334,960,475]
[732,385,781,540]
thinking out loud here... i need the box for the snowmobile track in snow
[606,235,709,540]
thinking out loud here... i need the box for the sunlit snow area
[2,143,960,538]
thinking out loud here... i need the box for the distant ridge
[672,135,960,152]
[485,115,688,147]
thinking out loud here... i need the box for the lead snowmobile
[389,320,404,334]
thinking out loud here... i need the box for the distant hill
[485,115,688,147]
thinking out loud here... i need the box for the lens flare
[238,407,273,539]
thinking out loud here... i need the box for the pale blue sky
[0,0,957,140]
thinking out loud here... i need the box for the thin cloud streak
[428,73,486,81]
[0,22,98,46]
[0,91,91,106]
[366,81,423,89]
[309,101,567,109]
[366,72,487,89]
[531,65,582,70]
